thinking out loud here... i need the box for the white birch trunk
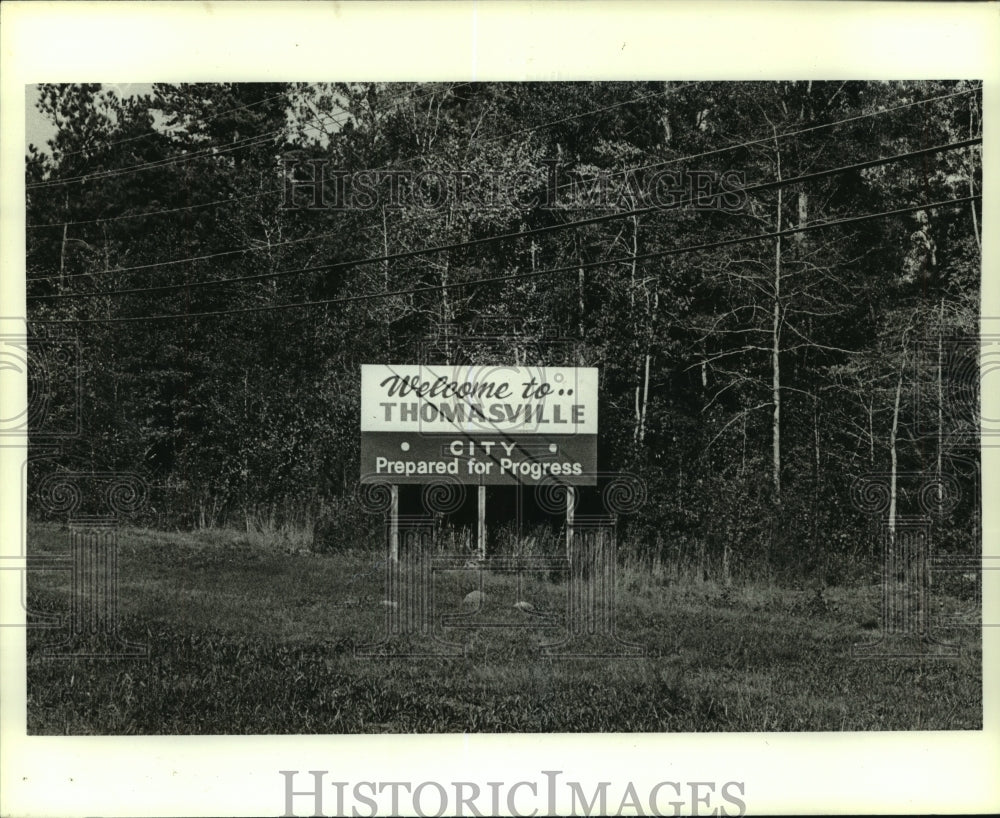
[772,168,782,503]
[937,298,944,502]
[969,96,981,253]
[888,332,908,550]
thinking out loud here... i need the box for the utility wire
[27,131,283,189]
[25,83,978,232]
[31,193,980,325]
[25,82,677,223]
[27,86,426,189]
[27,136,981,298]
[33,87,292,161]
[617,83,981,178]
[25,86,455,231]
[476,82,700,145]
[26,83,465,191]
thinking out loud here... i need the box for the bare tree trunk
[795,190,808,244]
[813,397,821,483]
[636,287,659,448]
[243,368,251,535]
[381,206,393,355]
[937,298,945,500]
[60,188,69,283]
[440,258,452,365]
[888,381,901,550]
[381,206,390,287]
[572,235,585,366]
[638,352,651,446]
[629,215,645,448]
[741,413,747,475]
[968,95,981,253]
[888,332,908,551]
[60,223,68,284]
[812,395,821,555]
[104,229,117,398]
[868,398,875,465]
[772,149,783,504]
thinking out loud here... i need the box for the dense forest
[25,81,982,582]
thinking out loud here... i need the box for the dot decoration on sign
[400,441,410,451]
[548,443,558,453]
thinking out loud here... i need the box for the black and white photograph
[2,3,998,817]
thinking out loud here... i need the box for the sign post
[360,364,598,557]
[477,484,486,560]
[566,485,575,563]
[356,364,644,658]
[389,484,399,564]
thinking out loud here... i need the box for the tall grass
[26,485,886,587]
[236,501,317,551]
[24,519,982,735]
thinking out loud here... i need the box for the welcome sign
[360,364,598,485]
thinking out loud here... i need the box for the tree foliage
[26,81,982,580]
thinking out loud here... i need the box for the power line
[33,87,292,161]
[24,81,675,226]
[25,83,978,233]
[26,130,283,190]
[27,85,717,286]
[27,187,276,232]
[477,82,701,145]
[612,83,982,179]
[27,136,981,298]
[25,89,443,231]
[27,90,399,190]
[31,193,980,325]
[25,83,465,192]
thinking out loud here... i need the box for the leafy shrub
[312,495,378,554]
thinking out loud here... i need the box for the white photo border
[2,2,998,816]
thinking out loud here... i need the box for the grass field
[25,522,982,734]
